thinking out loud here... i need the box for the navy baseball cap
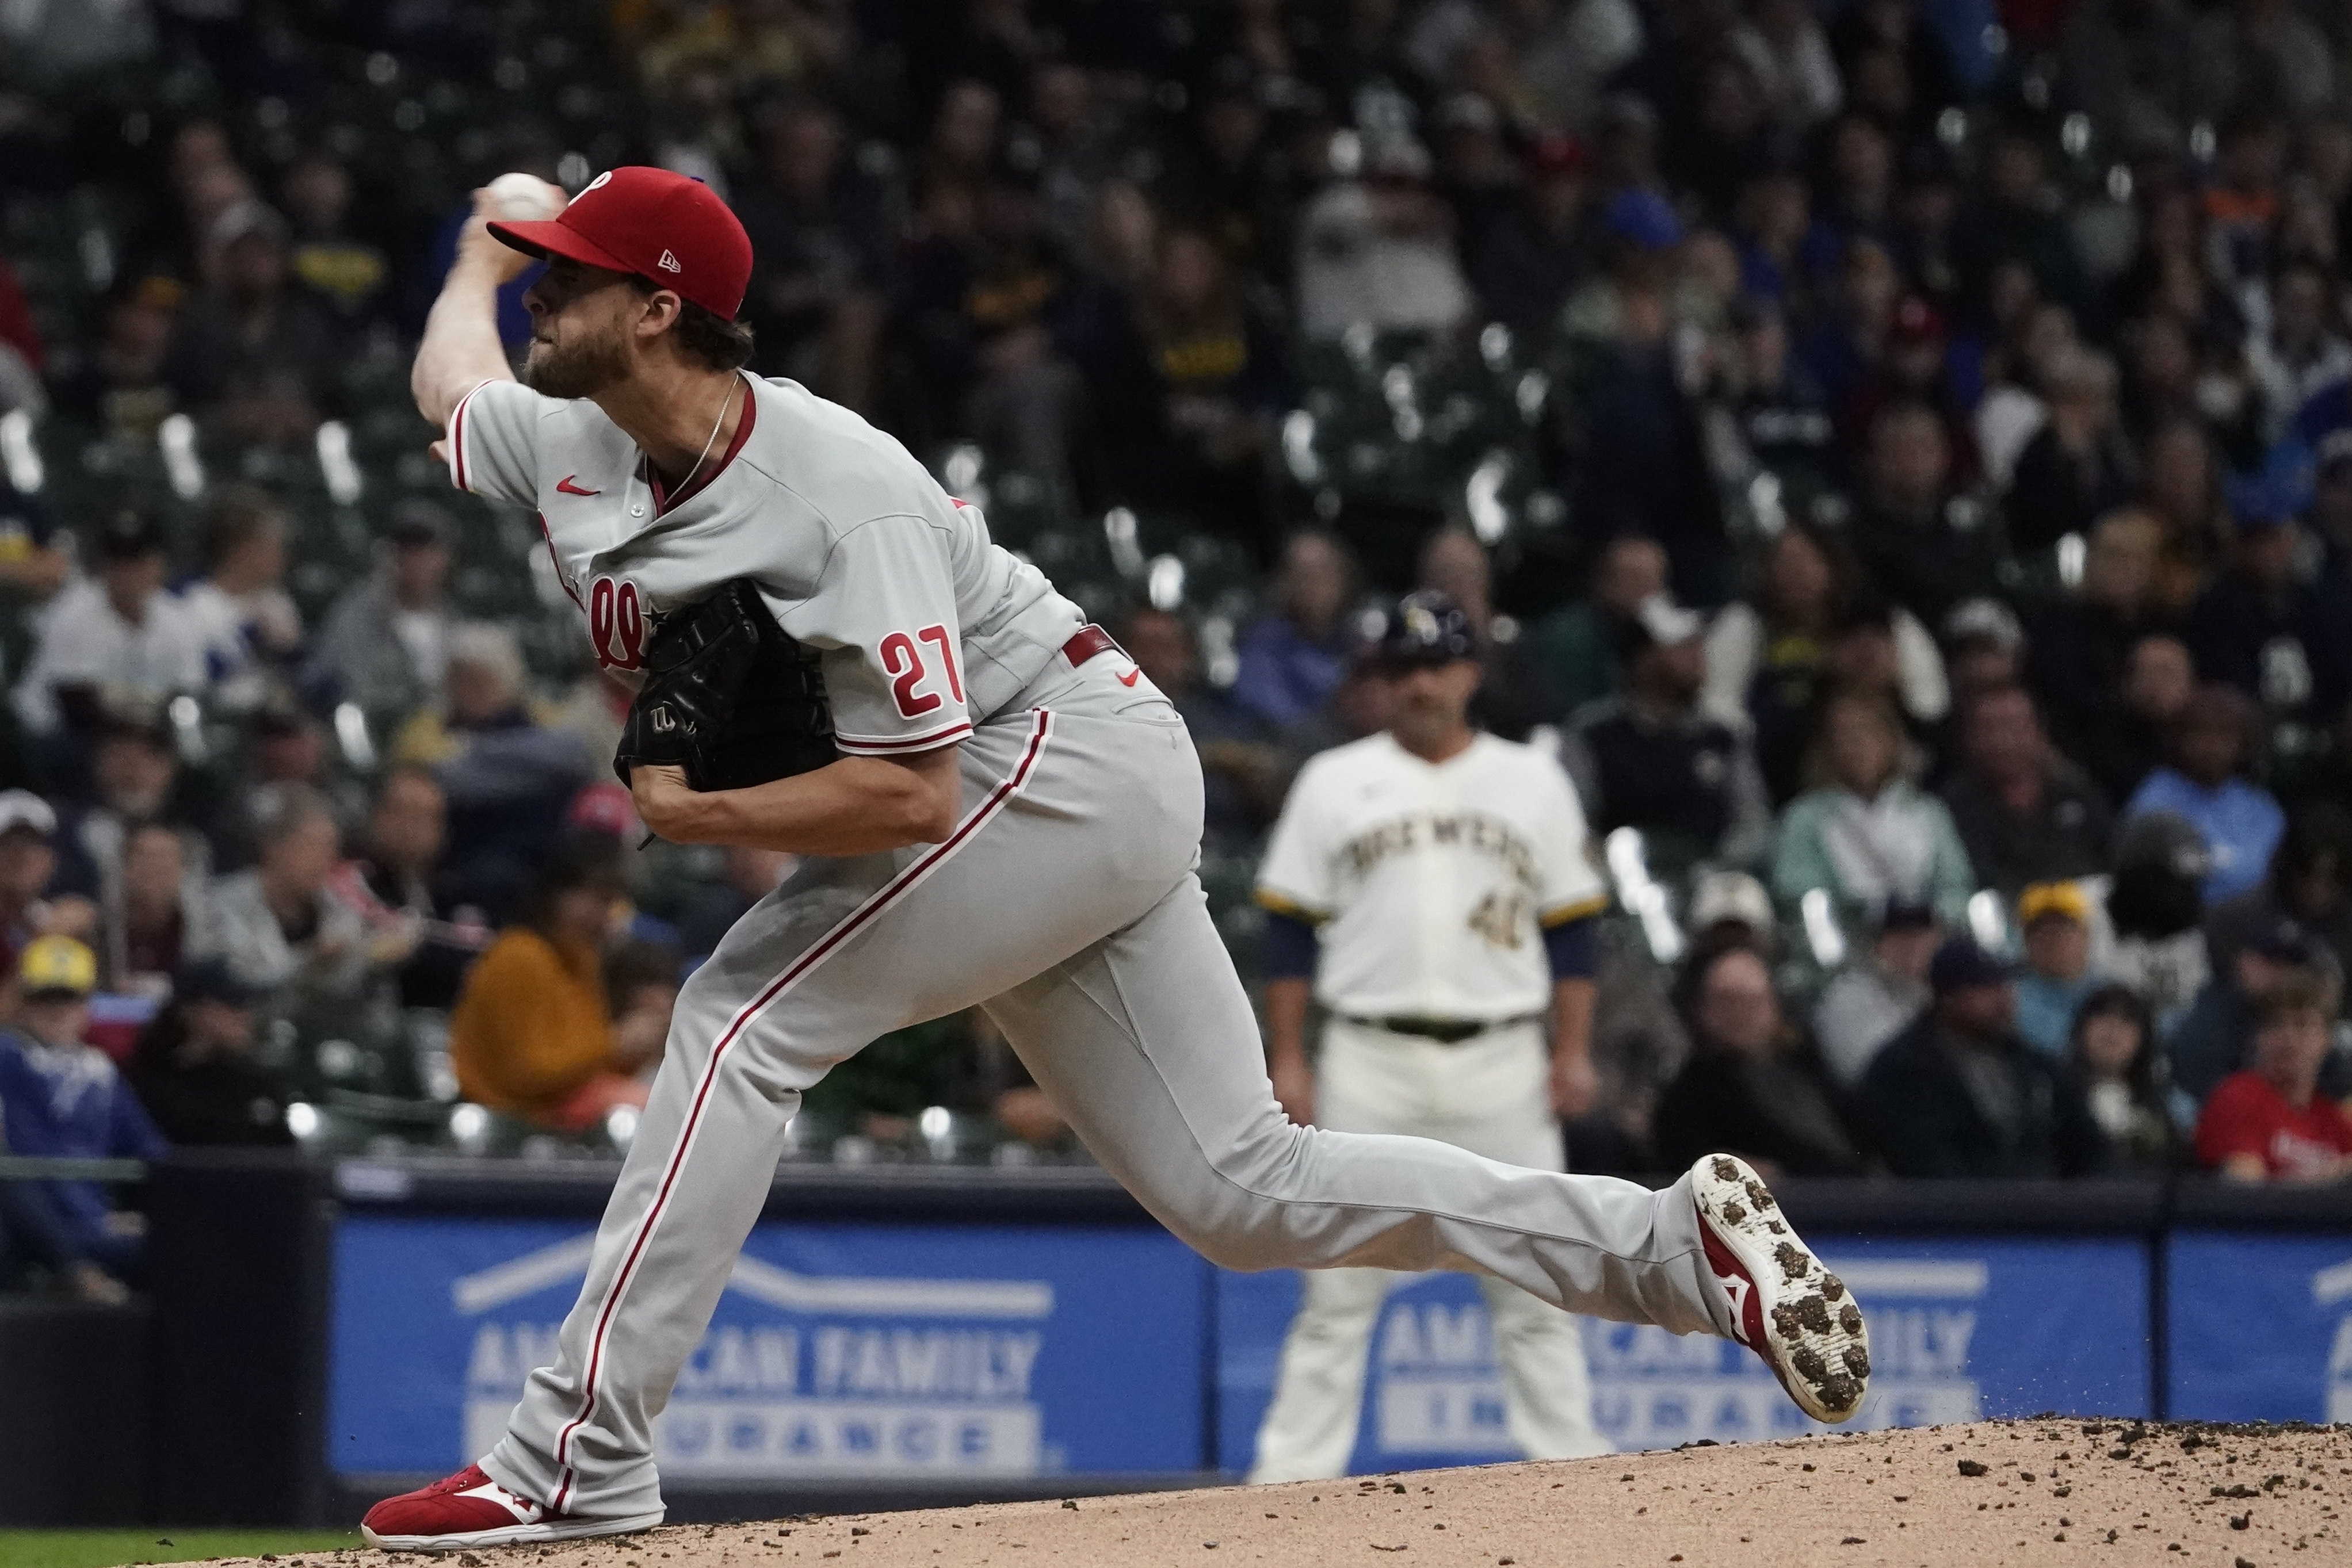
[1374,590,1476,668]
[176,958,259,1008]
[1930,938,2014,993]
[2248,916,2323,967]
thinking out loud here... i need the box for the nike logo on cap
[556,475,601,496]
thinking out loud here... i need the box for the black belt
[1341,1014,1541,1045]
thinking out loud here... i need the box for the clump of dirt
[272,1419,2351,1566]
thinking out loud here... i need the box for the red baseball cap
[488,166,753,320]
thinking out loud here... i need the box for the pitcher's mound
[331,1419,2346,1567]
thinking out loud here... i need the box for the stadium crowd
[2,0,2352,1302]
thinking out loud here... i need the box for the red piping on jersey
[833,719,975,755]
[645,375,758,516]
[544,709,1055,1512]
[449,380,492,494]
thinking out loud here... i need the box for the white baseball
[486,171,566,221]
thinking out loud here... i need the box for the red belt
[1061,624,1123,666]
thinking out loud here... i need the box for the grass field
[0,1530,360,1568]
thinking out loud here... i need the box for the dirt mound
[284,1420,2349,1567]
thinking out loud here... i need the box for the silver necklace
[675,374,738,495]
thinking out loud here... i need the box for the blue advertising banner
[1215,1236,2150,1473]
[329,1217,1208,1479]
[2167,1232,2352,1424]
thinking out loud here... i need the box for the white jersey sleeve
[445,378,546,510]
[777,513,972,756]
[1530,754,1609,927]
[1254,758,1337,922]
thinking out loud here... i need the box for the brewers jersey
[446,373,1086,755]
[1255,732,1608,1020]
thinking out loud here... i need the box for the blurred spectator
[280,151,388,320]
[2168,915,2345,1107]
[48,276,182,441]
[1232,531,1360,733]
[2013,881,2101,1058]
[13,511,207,737]
[51,716,201,900]
[1771,691,1975,926]
[2246,257,2351,443]
[125,960,291,1146]
[1294,136,1472,342]
[93,821,207,999]
[2023,509,2180,796]
[304,499,453,720]
[201,782,367,1014]
[2137,418,2234,613]
[1938,684,2113,901]
[1468,132,1593,345]
[2186,479,2352,732]
[1812,895,1938,1088]
[396,622,594,917]
[1560,595,1770,877]
[2004,349,2136,558]
[2124,682,2284,907]
[0,935,167,1284]
[2195,972,2352,1184]
[1847,400,2001,628]
[1416,529,1557,739]
[1857,938,2110,1178]
[177,484,303,710]
[166,200,344,443]
[2105,809,2217,1032]
[1120,608,1285,851]
[892,144,1081,485]
[1532,533,1666,717]
[2064,984,2176,1175]
[1652,944,1864,1177]
[2206,803,2352,986]
[0,790,62,978]
[1936,599,2028,736]
[449,837,664,1131]
[2088,632,2198,809]
[1701,526,1944,802]
[2059,0,2195,160]
[327,767,484,1011]
[672,844,795,966]
[1069,225,1289,533]
[1563,190,1728,603]
[733,97,892,413]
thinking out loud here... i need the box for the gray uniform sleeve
[776,513,971,755]
[445,378,546,509]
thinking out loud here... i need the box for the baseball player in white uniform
[362,169,1871,1551]
[1248,591,1612,1481]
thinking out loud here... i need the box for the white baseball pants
[1247,1019,1611,1482]
[482,660,1732,1519]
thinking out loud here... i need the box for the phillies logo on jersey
[587,575,647,671]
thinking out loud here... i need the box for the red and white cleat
[360,1464,662,1552]
[1690,1153,1872,1425]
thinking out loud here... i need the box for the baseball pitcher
[362,169,1871,1551]
[1249,591,1612,1480]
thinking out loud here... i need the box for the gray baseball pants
[482,657,1734,1519]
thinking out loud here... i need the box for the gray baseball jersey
[438,373,1737,1521]
[448,372,1085,754]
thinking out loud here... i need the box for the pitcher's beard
[522,331,630,400]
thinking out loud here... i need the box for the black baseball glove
[613,578,838,791]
